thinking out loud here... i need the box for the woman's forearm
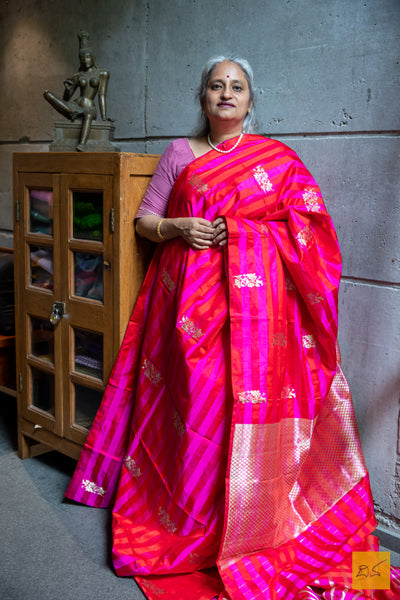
[135,215,182,243]
[135,215,216,250]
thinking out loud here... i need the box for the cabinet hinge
[110,208,115,233]
[19,373,23,393]
[16,201,20,222]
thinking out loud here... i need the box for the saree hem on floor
[65,135,399,599]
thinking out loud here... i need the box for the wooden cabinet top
[13,152,160,176]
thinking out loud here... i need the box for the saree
[66,135,399,599]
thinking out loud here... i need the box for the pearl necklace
[207,132,244,154]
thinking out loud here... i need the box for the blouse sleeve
[135,139,193,218]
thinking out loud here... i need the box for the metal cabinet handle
[49,301,66,325]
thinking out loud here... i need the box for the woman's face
[202,61,252,130]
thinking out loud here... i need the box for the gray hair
[194,55,256,137]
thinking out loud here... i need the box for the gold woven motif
[160,268,176,292]
[158,507,177,534]
[253,165,274,192]
[296,225,314,249]
[172,409,186,437]
[302,334,317,348]
[178,316,203,341]
[124,456,142,478]
[238,390,267,404]
[141,357,163,384]
[81,479,106,496]
[233,273,264,288]
[303,188,322,212]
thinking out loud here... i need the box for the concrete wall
[1,0,399,543]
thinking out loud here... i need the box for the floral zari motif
[160,268,176,293]
[189,173,208,194]
[141,357,163,384]
[273,332,287,347]
[139,580,165,596]
[307,291,323,305]
[233,273,264,289]
[303,334,317,348]
[173,409,186,438]
[281,385,296,400]
[158,507,177,534]
[81,479,106,496]
[253,165,274,192]
[285,277,297,292]
[303,188,322,212]
[238,390,267,404]
[296,225,314,249]
[178,315,203,341]
[124,456,142,478]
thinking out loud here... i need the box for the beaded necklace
[207,132,244,154]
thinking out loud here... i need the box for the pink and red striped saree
[66,135,399,599]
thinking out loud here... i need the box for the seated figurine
[44,30,110,151]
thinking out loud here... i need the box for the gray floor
[0,395,146,600]
[1,394,399,600]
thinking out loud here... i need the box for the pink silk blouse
[135,138,195,218]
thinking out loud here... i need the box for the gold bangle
[156,218,166,241]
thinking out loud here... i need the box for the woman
[66,57,397,599]
[44,30,110,151]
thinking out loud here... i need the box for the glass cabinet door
[17,173,63,433]
[73,327,103,428]
[30,314,55,417]
[15,166,118,450]
[60,173,114,444]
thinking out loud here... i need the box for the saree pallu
[66,135,398,599]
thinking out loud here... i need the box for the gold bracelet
[156,218,166,241]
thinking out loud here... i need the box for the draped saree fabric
[66,135,399,599]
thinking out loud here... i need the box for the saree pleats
[66,135,398,599]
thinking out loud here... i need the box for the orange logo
[352,552,391,590]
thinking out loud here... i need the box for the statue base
[49,120,120,152]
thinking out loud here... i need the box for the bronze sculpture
[44,31,110,151]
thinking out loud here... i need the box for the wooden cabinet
[13,152,159,459]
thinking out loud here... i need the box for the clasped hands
[179,216,227,250]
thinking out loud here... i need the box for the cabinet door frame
[59,172,114,444]
[15,172,64,433]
